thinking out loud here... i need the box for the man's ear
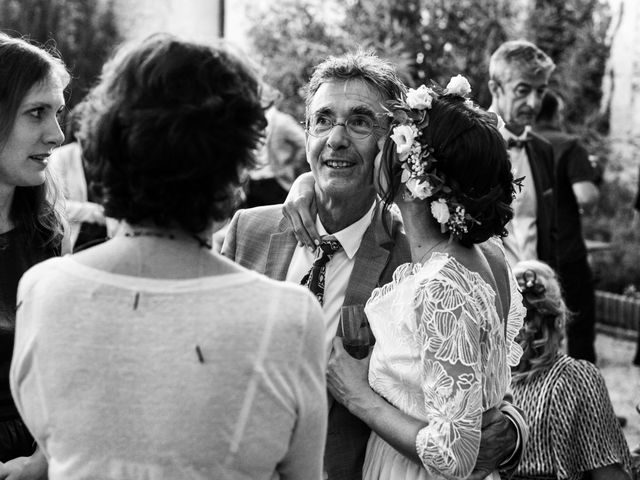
[488,79,500,98]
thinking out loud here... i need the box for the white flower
[431,198,450,224]
[405,178,433,200]
[405,85,434,110]
[446,74,471,97]
[390,125,416,161]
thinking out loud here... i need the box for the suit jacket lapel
[343,204,392,309]
[524,141,543,203]
[265,218,297,281]
[524,139,550,236]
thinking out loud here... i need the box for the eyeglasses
[306,113,380,140]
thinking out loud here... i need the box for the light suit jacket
[222,202,409,480]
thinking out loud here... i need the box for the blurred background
[1,0,638,445]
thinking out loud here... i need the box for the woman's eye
[28,108,43,119]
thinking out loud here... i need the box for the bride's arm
[326,338,424,463]
[281,172,321,248]
[328,273,493,479]
[327,338,519,474]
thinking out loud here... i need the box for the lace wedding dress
[362,249,525,480]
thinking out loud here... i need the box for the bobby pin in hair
[133,292,140,310]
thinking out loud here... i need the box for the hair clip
[517,270,546,298]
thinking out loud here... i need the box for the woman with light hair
[511,260,632,480]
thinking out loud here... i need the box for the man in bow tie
[488,40,558,268]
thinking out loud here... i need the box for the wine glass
[340,304,373,359]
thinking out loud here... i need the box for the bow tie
[507,137,530,149]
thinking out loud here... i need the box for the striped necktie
[300,239,342,306]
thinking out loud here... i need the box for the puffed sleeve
[413,266,484,479]
[548,360,633,479]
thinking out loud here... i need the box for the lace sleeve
[413,265,484,480]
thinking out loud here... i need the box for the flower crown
[386,75,517,240]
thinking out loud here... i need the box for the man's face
[491,69,550,132]
[305,79,387,203]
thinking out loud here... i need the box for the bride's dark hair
[380,93,516,247]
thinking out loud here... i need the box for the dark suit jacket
[524,131,558,268]
[222,202,410,480]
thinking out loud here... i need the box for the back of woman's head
[78,34,267,234]
[0,33,68,248]
[426,97,515,245]
[512,260,568,381]
[382,90,516,246]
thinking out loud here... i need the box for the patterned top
[364,250,525,479]
[511,354,633,480]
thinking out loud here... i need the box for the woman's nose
[44,117,65,147]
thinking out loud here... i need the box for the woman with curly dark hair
[10,35,327,479]
[511,260,632,480]
[0,33,68,477]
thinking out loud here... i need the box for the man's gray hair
[304,50,406,117]
[489,40,555,84]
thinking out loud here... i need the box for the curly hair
[511,260,569,382]
[0,33,68,249]
[380,93,516,247]
[77,34,267,233]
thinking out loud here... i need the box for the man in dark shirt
[535,90,600,362]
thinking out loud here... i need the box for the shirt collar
[315,202,376,259]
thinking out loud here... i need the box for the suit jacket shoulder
[222,205,297,279]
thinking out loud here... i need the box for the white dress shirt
[286,203,376,351]
[500,125,538,267]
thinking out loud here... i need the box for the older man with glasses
[222,51,525,480]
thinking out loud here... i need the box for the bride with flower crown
[323,77,525,480]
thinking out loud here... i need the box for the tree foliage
[526,0,611,133]
[248,0,519,118]
[0,0,120,113]
[249,0,610,125]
